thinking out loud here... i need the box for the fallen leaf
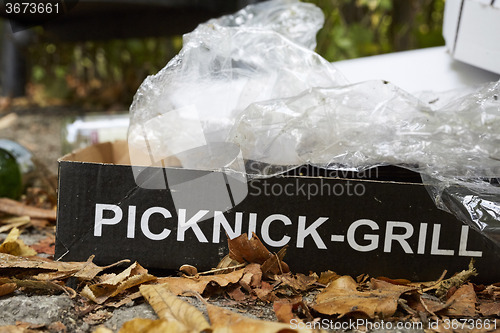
[0,325,34,333]
[118,318,181,333]
[261,246,290,277]
[376,276,411,286]
[179,265,198,277]
[30,236,55,255]
[239,264,263,292]
[0,228,37,256]
[0,277,73,296]
[228,233,289,274]
[81,262,155,304]
[228,233,271,264]
[28,218,50,230]
[157,268,245,296]
[254,281,275,302]
[207,303,313,333]
[0,253,129,282]
[0,282,17,296]
[83,309,113,325]
[479,300,500,316]
[273,298,303,323]
[107,291,142,308]
[227,285,247,302]
[274,273,317,293]
[0,216,31,233]
[318,270,340,285]
[313,276,415,318]
[14,322,45,330]
[0,198,56,220]
[440,283,477,317]
[418,293,448,315]
[216,254,243,275]
[47,321,67,333]
[140,284,211,332]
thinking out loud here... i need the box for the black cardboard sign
[55,143,500,282]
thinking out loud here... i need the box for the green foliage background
[6,0,446,106]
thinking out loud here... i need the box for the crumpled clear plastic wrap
[128,0,500,246]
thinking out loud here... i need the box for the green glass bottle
[0,147,23,199]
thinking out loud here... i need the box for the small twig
[419,296,440,317]
[198,263,246,276]
[300,300,314,322]
[399,298,418,316]
[422,269,447,292]
[276,253,284,275]
[0,198,56,220]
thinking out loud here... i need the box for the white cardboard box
[443,0,500,75]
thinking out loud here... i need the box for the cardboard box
[56,141,500,282]
[443,0,500,74]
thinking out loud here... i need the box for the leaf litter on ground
[1,192,499,333]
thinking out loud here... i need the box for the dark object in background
[0,147,22,199]
[0,0,262,97]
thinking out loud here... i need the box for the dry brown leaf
[119,318,182,333]
[376,276,411,286]
[0,282,17,297]
[239,264,262,291]
[228,233,289,275]
[261,246,290,277]
[30,236,55,255]
[440,283,477,317]
[0,325,34,333]
[275,273,317,293]
[254,281,275,302]
[81,262,155,304]
[215,254,242,275]
[418,293,448,315]
[0,216,31,233]
[0,198,56,220]
[47,321,66,333]
[139,284,211,332]
[313,276,415,318]
[157,268,245,296]
[227,286,247,302]
[0,253,129,281]
[0,228,37,256]
[28,218,51,230]
[107,291,143,308]
[83,309,113,325]
[479,300,500,316]
[179,265,198,277]
[207,303,314,333]
[273,298,300,323]
[0,277,73,296]
[228,233,270,264]
[318,270,340,285]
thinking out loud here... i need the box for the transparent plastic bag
[128,0,500,246]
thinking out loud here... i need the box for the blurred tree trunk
[390,0,419,51]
